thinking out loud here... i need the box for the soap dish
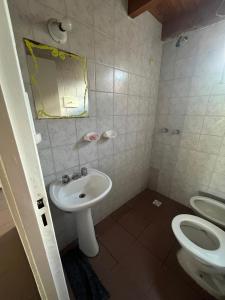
[102,130,117,139]
[83,132,100,142]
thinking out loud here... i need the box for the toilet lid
[172,214,225,268]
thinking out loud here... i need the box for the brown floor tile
[117,210,150,238]
[104,266,151,300]
[138,222,176,262]
[64,189,217,300]
[99,223,135,261]
[110,203,131,221]
[118,242,161,294]
[127,189,153,208]
[89,242,117,282]
[95,216,116,237]
[147,266,205,300]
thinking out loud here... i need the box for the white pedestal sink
[49,169,112,257]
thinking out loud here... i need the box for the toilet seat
[172,214,225,269]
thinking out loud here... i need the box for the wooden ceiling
[128,0,225,40]
[147,0,205,23]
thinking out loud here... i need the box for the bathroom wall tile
[114,39,130,71]
[94,1,114,37]
[95,64,114,92]
[202,117,225,136]
[114,69,128,94]
[210,172,225,193]
[138,99,149,115]
[36,0,66,14]
[215,156,225,175]
[11,0,163,249]
[174,57,195,79]
[183,116,204,134]
[97,116,114,132]
[88,91,97,117]
[114,94,128,115]
[151,21,225,209]
[47,119,76,147]
[38,148,55,176]
[78,142,98,164]
[198,135,222,154]
[207,95,225,116]
[65,0,94,26]
[113,134,126,154]
[127,96,139,115]
[172,78,190,97]
[114,116,127,135]
[94,31,114,66]
[125,132,137,150]
[189,76,213,96]
[128,74,140,96]
[52,144,79,172]
[168,97,187,115]
[186,96,208,115]
[96,92,113,116]
[98,155,114,174]
[98,139,114,158]
[69,21,94,59]
[180,133,200,151]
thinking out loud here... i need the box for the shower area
[150,20,225,206]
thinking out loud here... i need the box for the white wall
[8,0,162,249]
[150,21,225,206]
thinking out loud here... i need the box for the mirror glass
[24,39,88,119]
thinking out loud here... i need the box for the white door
[0,1,70,299]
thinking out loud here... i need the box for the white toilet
[190,196,225,229]
[172,214,225,299]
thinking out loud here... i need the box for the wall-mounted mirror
[24,39,88,119]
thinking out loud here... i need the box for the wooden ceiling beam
[128,0,153,18]
[162,0,223,40]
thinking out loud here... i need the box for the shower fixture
[47,17,72,44]
[176,35,188,47]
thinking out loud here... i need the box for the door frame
[0,1,70,299]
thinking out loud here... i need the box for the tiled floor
[88,189,216,300]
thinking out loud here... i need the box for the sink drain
[79,193,86,198]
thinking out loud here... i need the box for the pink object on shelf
[83,132,100,142]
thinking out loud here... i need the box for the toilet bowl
[172,214,225,299]
[190,196,225,229]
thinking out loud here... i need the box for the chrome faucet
[62,174,70,184]
[81,167,88,176]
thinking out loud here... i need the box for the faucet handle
[62,174,70,184]
[81,167,88,176]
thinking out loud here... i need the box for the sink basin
[49,169,112,257]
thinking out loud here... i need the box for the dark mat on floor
[62,247,110,300]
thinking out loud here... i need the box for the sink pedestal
[75,208,99,257]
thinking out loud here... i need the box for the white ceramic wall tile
[198,135,222,154]
[114,94,127,115]
[96,92,113,116]
[11,0,162,249]
[94,31,114,66]
[151,20,225,207]
[202,117,225,136]
[38,148,55,176]
[47,119,76,147]
[65,0,94,26]
[114,69,128,94]
[95,64,114,92]
[52,144,79,172]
